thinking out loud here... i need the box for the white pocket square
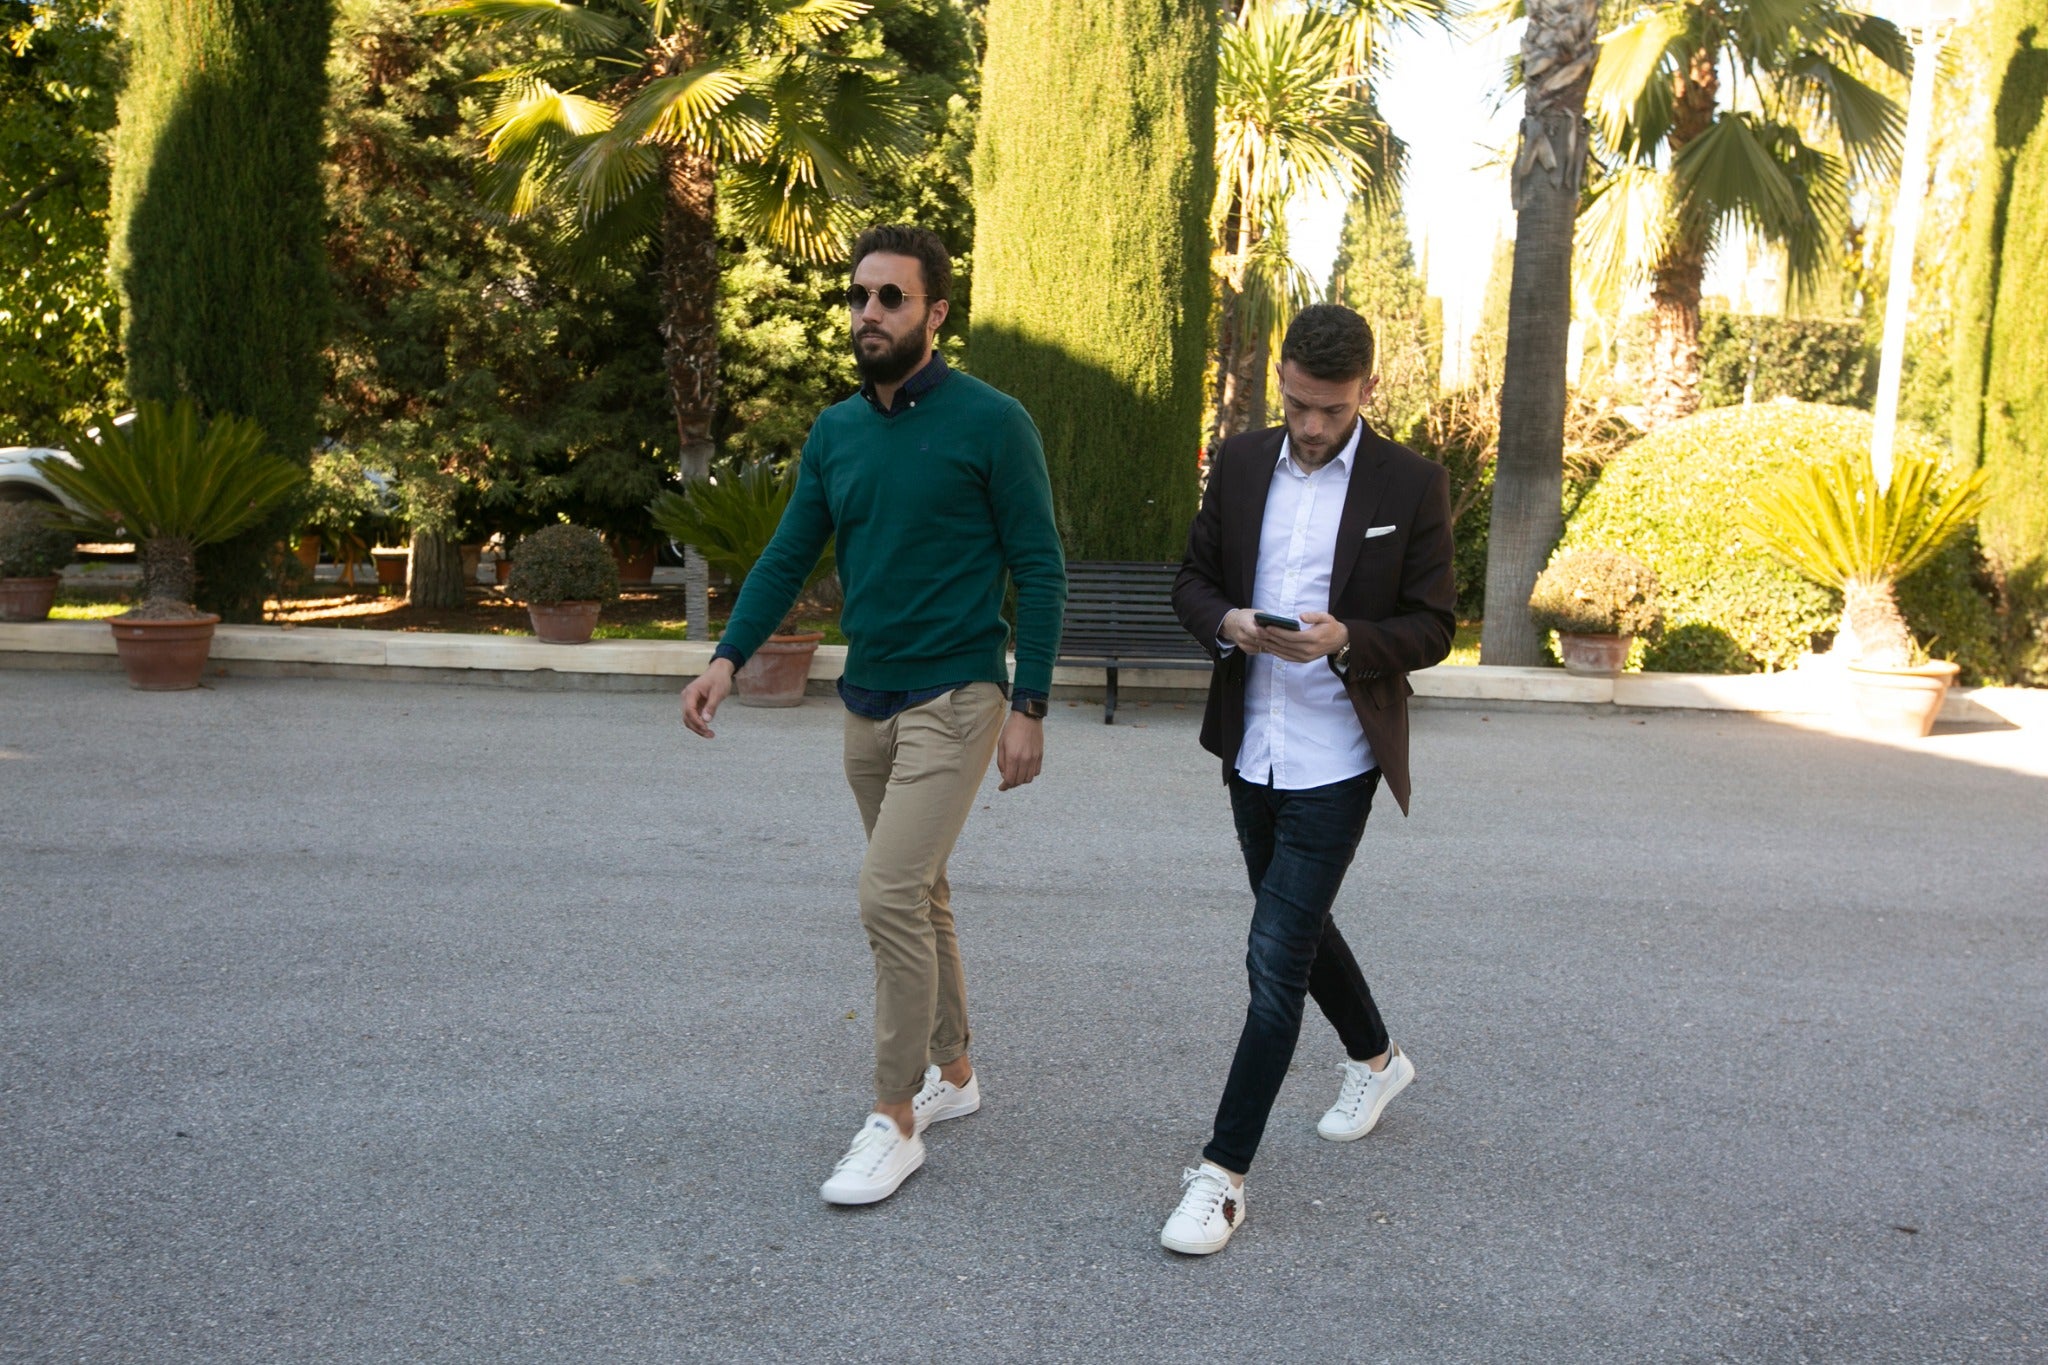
[1364,524,1396,539]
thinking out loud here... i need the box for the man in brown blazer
[1160,304,1457,1256]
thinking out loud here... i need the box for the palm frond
[1588,7,1684,152]
[721,162,855,262]
[1778,51,1902,181]
[38,400,303,547]
[1216,5,1400,228]
[609,65,754,150]
[1741,446,1990,590]
[648,462,835,591]
[563,137,663,219]
[423,0,630,53]
[763,0,872,47]
[1574,163,1672,314]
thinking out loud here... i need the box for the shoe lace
[1177,1167,1229,1220]
[1335,1062,1373,1115]
[834,1123,893,1175]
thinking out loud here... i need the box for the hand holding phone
[1252,610,1303,632]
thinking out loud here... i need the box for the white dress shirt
[1232,420,1375,790]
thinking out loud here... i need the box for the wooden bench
[1056,560,1213,723]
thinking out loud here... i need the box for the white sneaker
[910,1065,981,1136]
[819,1113,925,1205]
[1159,1162,1246,1255]
[1317,1043,1415,1142]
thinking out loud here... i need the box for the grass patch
[1441,620,1481,667]
[51,598,131,621]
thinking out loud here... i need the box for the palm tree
[1480,0,1600,666]
[1210,0,1444,446]
[429,0,917,631]
[1580,0,1908,428]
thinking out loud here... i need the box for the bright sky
[1288,21,1522,386]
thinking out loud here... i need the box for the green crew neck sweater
[719,370,1068,695]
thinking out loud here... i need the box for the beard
[851,317,929,386]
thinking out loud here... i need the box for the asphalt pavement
[2,671,2044,1364]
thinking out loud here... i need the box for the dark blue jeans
[1204,769,1388,1174]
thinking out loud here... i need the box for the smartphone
[1252,611,1303,631]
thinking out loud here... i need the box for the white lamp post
[1868,0,1969,492]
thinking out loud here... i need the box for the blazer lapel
[1329,422,1389,595]
[1232,426,1286,598]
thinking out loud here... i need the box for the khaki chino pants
[841,681,1007,1104]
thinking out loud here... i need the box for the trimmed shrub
[1529,549,1662,637]
[0,502,75,577]
[1560,402,2003,678]
[507,523,618,606]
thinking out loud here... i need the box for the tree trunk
[1643,235,1707,429]
[1840,574,1913,668]
[660,146,717,637]
[1210,200,1267,445]
[1480,0,1598,666]
[407,529,465,609]
[1641,46,1719,431]
[140,535,197,612]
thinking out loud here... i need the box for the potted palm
[0,501,76,622]
[505,522,619,644]
[35,399,303,689]
[1741,447,1990,738]
[649,460,836,707]
[1528,549,1663,677]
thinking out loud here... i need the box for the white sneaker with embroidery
[1159,1162,1246,1255]
[819,1113,925,1205]
[910,1065,981,1136]
[1317,1043,1415,1142]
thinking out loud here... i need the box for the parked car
[0,447,83,511]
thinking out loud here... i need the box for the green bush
[1560,402,2003,679]
[506,523,618,606]
[0,502,76,577]
[1529,549,1663,637]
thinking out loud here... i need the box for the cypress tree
[970,0,1216,562]
[1954,0,2048,680]
[109,0,333,620]
[1329,188,1440,444]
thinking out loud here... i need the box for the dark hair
[850,224,952,302]
[1280,304,1375,382]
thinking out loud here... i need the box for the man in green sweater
[679,224,1067,1206]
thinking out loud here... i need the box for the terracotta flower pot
[0,575,61,622]
[527,600,601,644]
[494,558,513,585]
[372,548,408,587]
[293,534,321,570]
[733,631,825,707]
[1846,660,1959,739]
[460,543,483,584]
[1557,631,1633,677]
[108,613,220,690]
[611,543,658,584]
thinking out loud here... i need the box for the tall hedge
[110,0,333,619]
[1618,312,1872,410]
[1954,0,2048,681]
[969,0,1215,561]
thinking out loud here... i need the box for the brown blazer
[1172,422,1458,815]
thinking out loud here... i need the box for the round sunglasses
[840,283,929,311]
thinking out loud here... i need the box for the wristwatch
[1332,641,1352,674]
[1014,696,1049,720]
